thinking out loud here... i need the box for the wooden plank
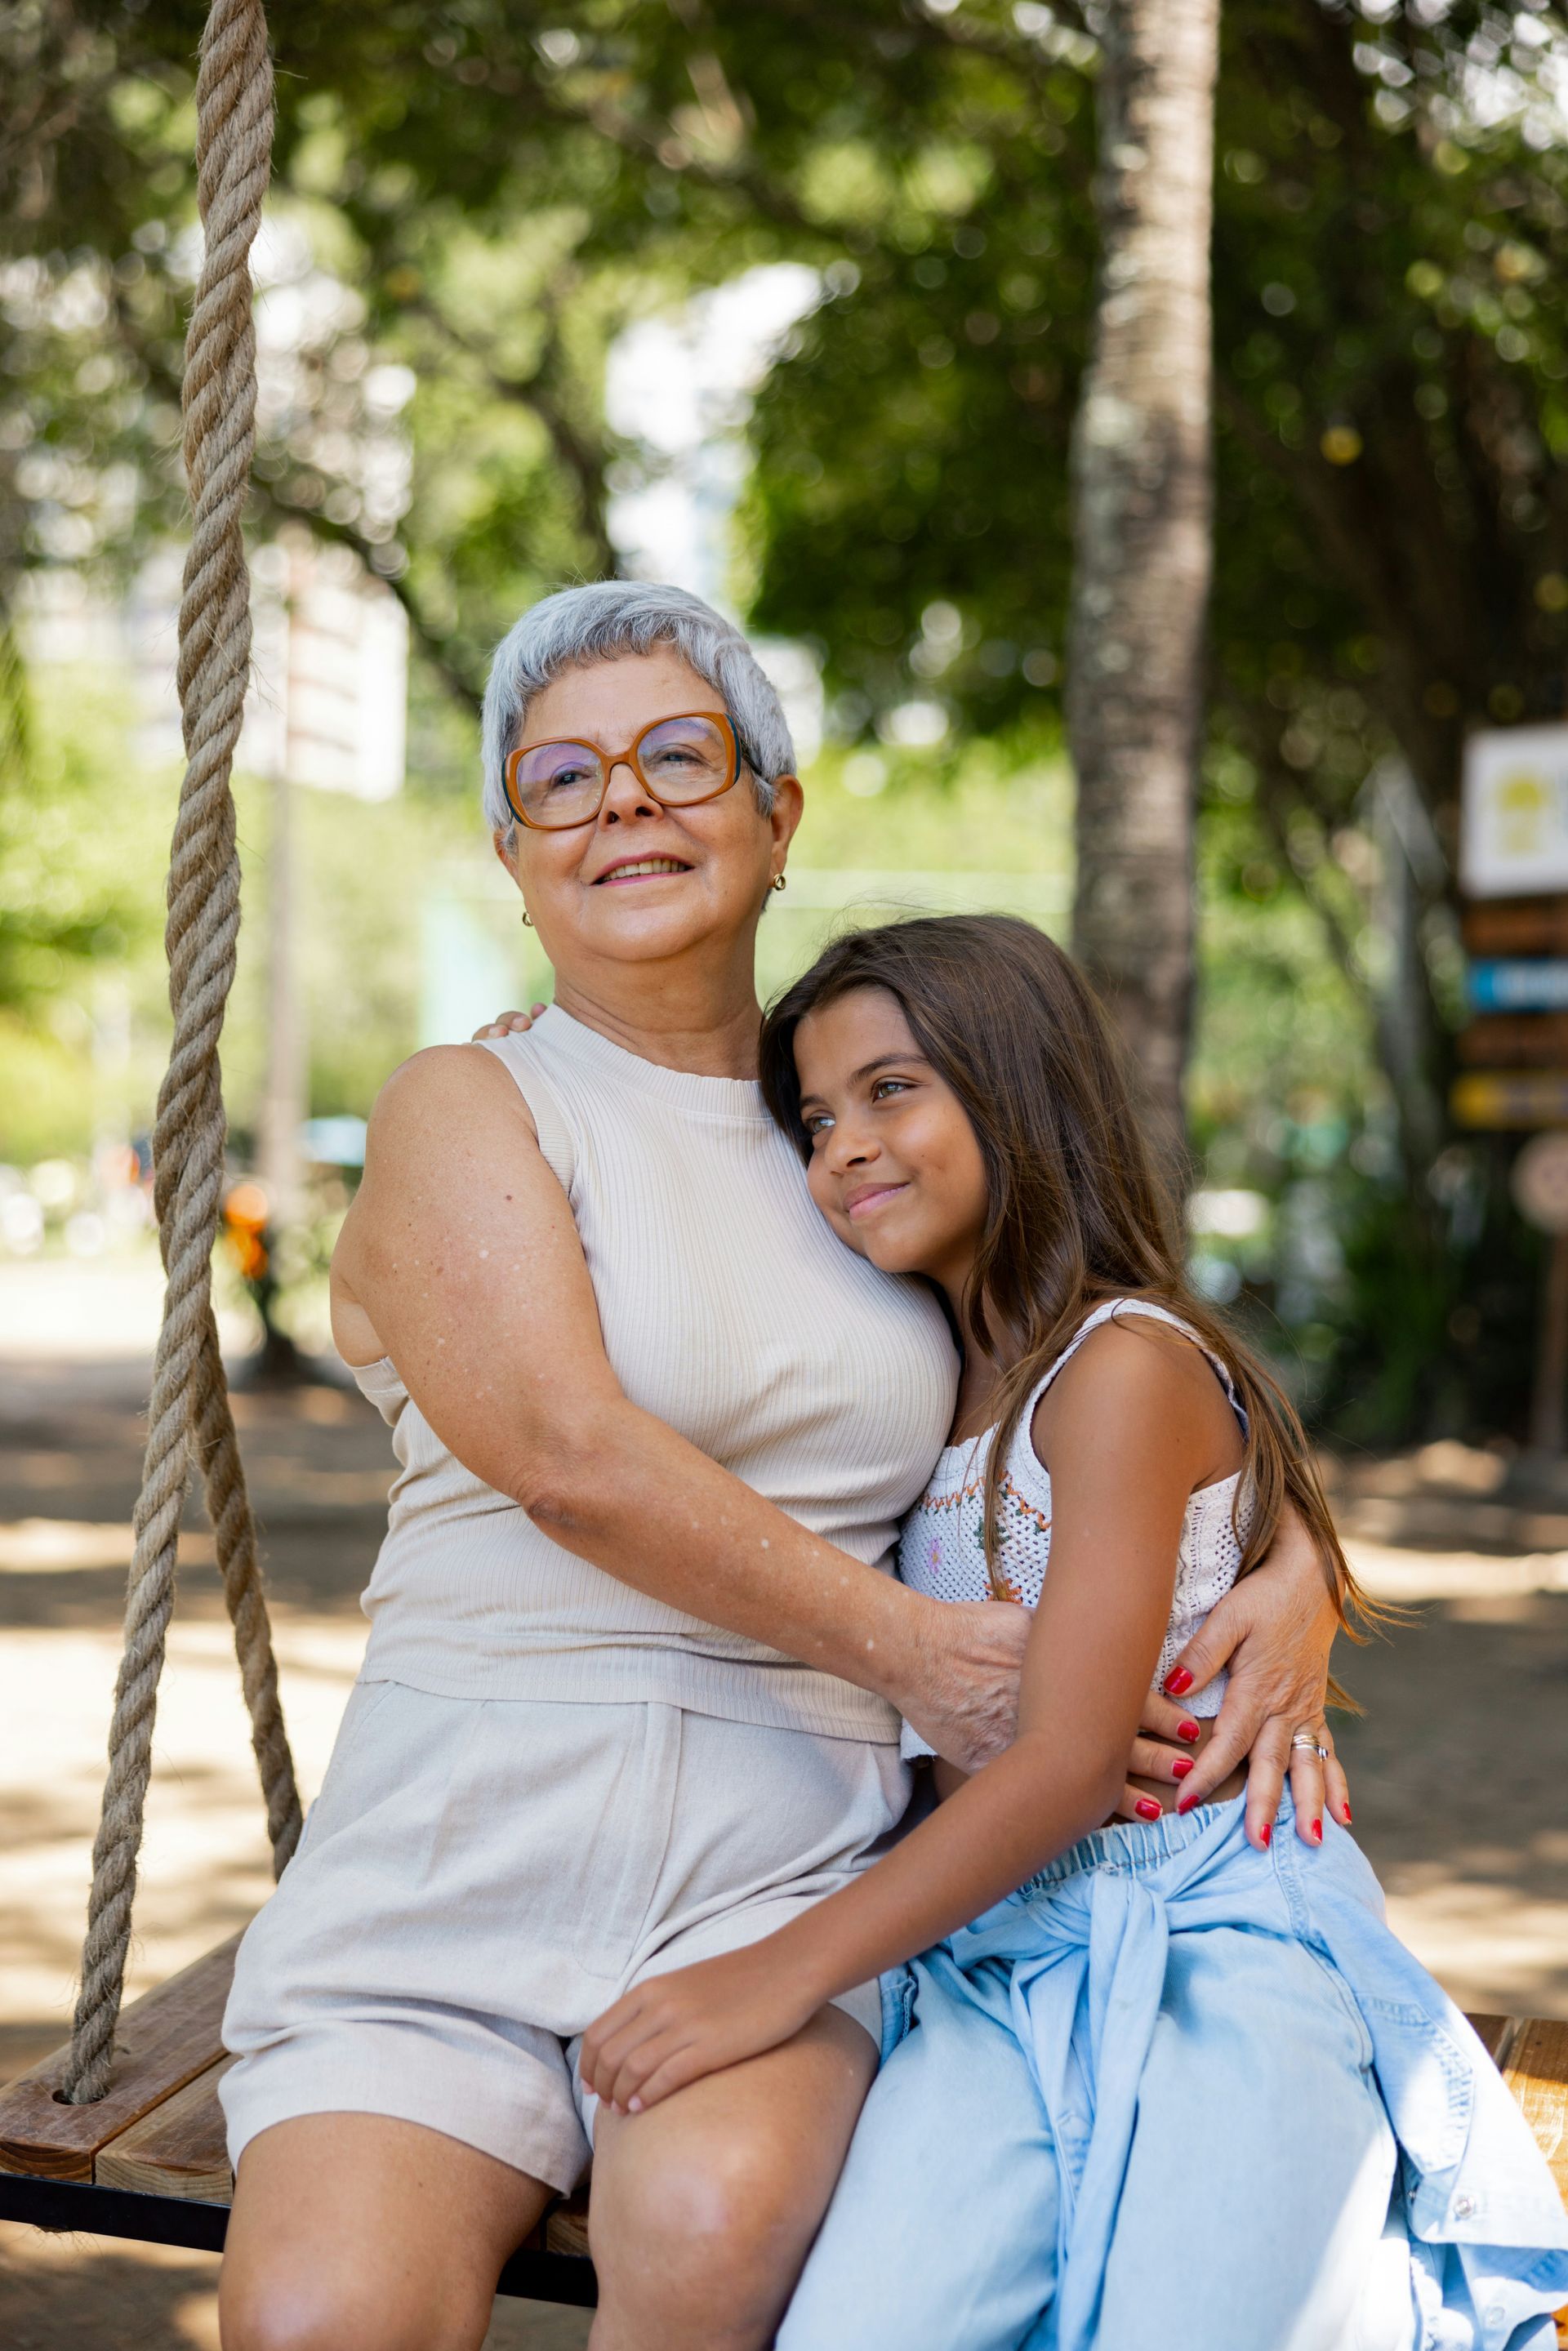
[1465,2012,1516,2065]
[1460,1013,1568,1067]
[1501,2016,1568,2206]
[0,1935,238,2183]
[543,2188,590,2260]
[96,2055,235,2201]
[1464,898,1568,956]
[0,2172,599,2303]
[1477,2014,1568,2343]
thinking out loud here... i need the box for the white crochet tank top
[898,1299,1253,1760]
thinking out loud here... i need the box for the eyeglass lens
[511,715,734,827]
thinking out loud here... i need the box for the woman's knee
[219,2113,538,2351]
[220,2251,489,2351]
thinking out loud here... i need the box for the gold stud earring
[521,911,533,928]
[771,874,787,893]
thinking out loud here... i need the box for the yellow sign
[1462,725,1568,897]
[1452,1071,1568,1129]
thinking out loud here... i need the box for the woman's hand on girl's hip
[470,1003,548,1040]
[581,1948,822,2115]
[1155,1498,1352,1850]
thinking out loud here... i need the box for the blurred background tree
[2,0,1564,1438]
[1066,0,1221,1146]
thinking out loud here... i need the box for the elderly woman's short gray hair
[481,581,797,838]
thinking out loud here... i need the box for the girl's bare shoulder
[1029,1313,1243,1486]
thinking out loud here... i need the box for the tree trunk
[1067,0,1220,1155]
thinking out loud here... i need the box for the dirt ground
[2,1266,1567,2347]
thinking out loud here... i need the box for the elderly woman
[217,582,1343,2351]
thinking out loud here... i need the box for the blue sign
[1468,960,1568,1012]
[298,1115,368,1168]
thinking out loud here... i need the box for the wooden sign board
[1452,1072,1568,1129]
[1456,780,1568,1445]
[1459,1013,1568,1067]
[1464,899,1568,957]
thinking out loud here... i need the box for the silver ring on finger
[1290,1729,1326,1756]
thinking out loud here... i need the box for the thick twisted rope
[65,0,301,2103]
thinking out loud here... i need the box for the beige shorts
[220,1681,907,2192]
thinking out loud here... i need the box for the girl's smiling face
[794,985,990,1310]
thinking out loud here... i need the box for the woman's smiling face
[497,647,800,974]
[793,985,990,1304]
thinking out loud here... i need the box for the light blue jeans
[784,1921,1407,2349]
[783,1795,1486,2351]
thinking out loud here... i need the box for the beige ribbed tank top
[351,1004,958,1741]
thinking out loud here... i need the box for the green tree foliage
[732,1,1568,1433]
[746,2,1568,944]
[6,0,1565,1436]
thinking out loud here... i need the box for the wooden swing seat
[2,1938,1566,2326]
[0,1939,593,2305]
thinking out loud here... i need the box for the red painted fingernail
[1175,1791,1198,1813]
[1258,1823,1272,1848]
[1164,1668,1194,1696]
[1135,1797,1161,1821]
[1342,1805,1352,1825]
[1312,1819,1323,1843]
[1171,1757,1194,1779]
[1177,1718,1200,1743]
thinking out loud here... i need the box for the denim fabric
[878,1961,918,2064]
[786,1796,1568,2351]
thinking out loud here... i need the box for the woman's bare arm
[333,1045,1027,1769]
[341,1044,1348,1803]
[766,1328,1210,1963]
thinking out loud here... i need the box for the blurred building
[19,532,408,799]
[244,537,408,800]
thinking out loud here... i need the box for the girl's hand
[1158,1498,1352,1850]
[581,1945,822,2116]
[471,1002,548,1040]
[1107,1685,1211,1824]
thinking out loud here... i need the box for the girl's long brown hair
[760,915,1379,1668]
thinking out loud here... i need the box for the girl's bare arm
[579,1329,1228,2111]
[465,1010,1349,1831]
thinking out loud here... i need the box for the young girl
[579,915,1568,2350]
